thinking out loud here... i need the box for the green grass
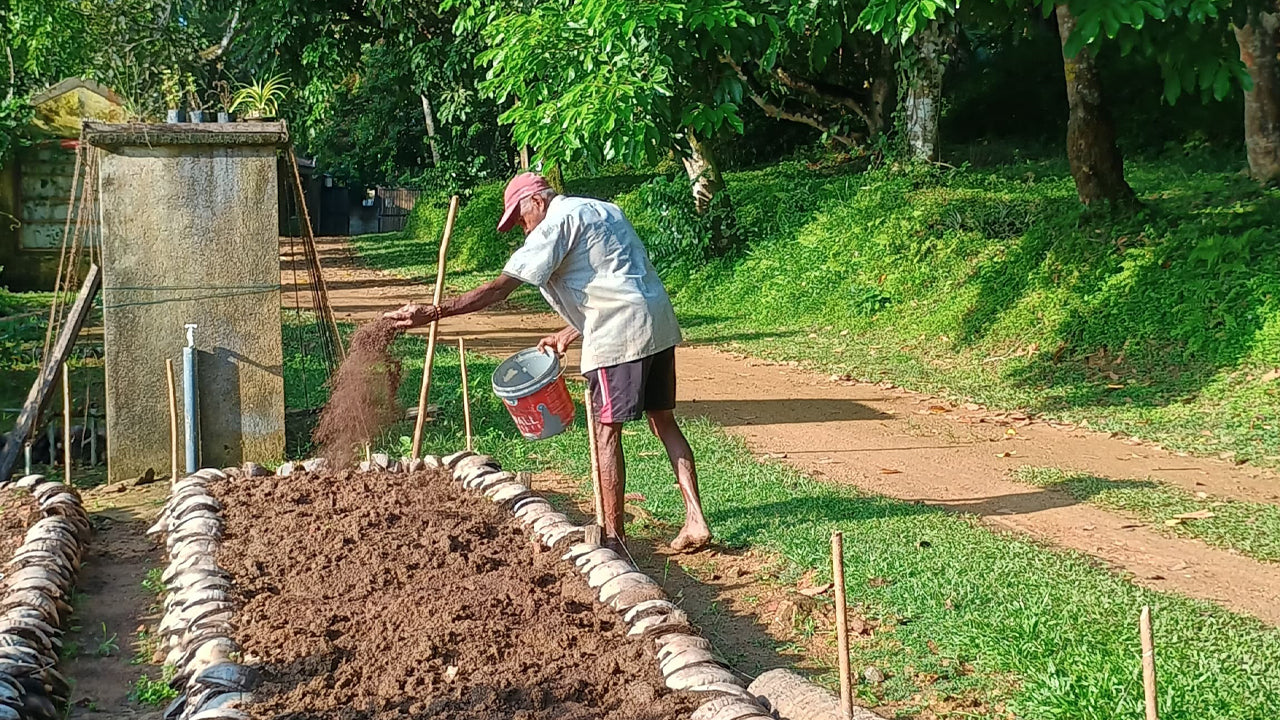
[284,321,1280,720]
[1015,466,1280,563]
[352,156,1280,469]
[130,666,178,706]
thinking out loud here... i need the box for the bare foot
[669,524,712,553]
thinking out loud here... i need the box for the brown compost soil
[0,489,41,561]
[213,468,701,719]
[312,319,403,466]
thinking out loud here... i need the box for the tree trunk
[1055,4,1135,206]
[681,129,734,254]
[904,21,944,161]
[868,42,897,139]
[1234,6,1280,183]
[420,94,440,167]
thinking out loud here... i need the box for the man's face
[517,194,549,235]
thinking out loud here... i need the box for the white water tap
[185,323,197,348]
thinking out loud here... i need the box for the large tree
[1234,2,1280,182]
[454,0,753,251]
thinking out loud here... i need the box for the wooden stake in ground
[165,358,179,483]
[410,195,461,459]
[1141,605,1158,720]
[61,363,72,485]
[457,338,474,452]
[0,265,101,482]
[583,388,606,545]
[832,530,853,720]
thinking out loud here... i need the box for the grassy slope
[352,157,1280,469]
[283,318,1280,720]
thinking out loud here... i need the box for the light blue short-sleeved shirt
[501,195,682,373]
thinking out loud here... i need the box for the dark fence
[376,187,422,233]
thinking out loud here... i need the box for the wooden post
[0,265,100,483]
[832,530,852,720]
[61,363,72,485]
[458,338,473,452]
[410,195,460,459]
[583,389,605,544]
[1141,605,1158,720]
[165,359,178,483]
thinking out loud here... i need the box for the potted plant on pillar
[229,74,288,121]
[161,69,184,123]
[213,80,234,123]
[185,74,205,123]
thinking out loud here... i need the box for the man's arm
[384,274,523,329]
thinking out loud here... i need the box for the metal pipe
[23,443,31,476]
[183,324,199,474]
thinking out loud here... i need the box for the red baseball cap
[497,172,554,232]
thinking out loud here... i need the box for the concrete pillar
[86,123,287,482]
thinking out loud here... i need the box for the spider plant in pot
[213,80,234,122]
[160,68,184,123]
[185,74,204,123]
[229,74,288,121]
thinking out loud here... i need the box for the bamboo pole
[410,195,461,459]
[61,363,72,485]
[583,389,606,541]
[165,359,178,483]
[286,148,345,361]
[458,338,473,452]
[832,530,852,720]
[1141,606,1158,720]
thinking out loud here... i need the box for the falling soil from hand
[313,319,404,466]
[213,468,701,719]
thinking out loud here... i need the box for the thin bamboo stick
[1141,606,1158,720]
[458,338,473,452]
[832,530,852,720]
[166,358,178,483]
[583,389,605,532]
[410,195,460,459]
[61,363,72,485]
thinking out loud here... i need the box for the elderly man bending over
[385,173,712,552]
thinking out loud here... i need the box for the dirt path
[63,482,167,718]
[288,237,1280,624]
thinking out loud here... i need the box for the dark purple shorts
[585,347,677,424]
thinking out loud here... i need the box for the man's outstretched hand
[383,303,440,330]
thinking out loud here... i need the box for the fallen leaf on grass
[1106,384,1125,390]
[1261,368,1280,383]
[867,577,891,588]
[1005,429,1018,437]
[798,583,833,597]
[624,492,647,502]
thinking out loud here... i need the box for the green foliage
[229,73,289,118]
[130,667,178,706]
[453,0,754,168]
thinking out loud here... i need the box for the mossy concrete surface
[95,130,284,481]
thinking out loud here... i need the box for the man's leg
[647,409,711,551]
[594,418,628,548]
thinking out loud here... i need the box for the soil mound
[312,319,403,465]
[0,489,41,560]
[214,468,699,719]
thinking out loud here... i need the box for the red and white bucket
[492,348,576,440]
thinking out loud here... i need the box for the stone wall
[91,124,286,481]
